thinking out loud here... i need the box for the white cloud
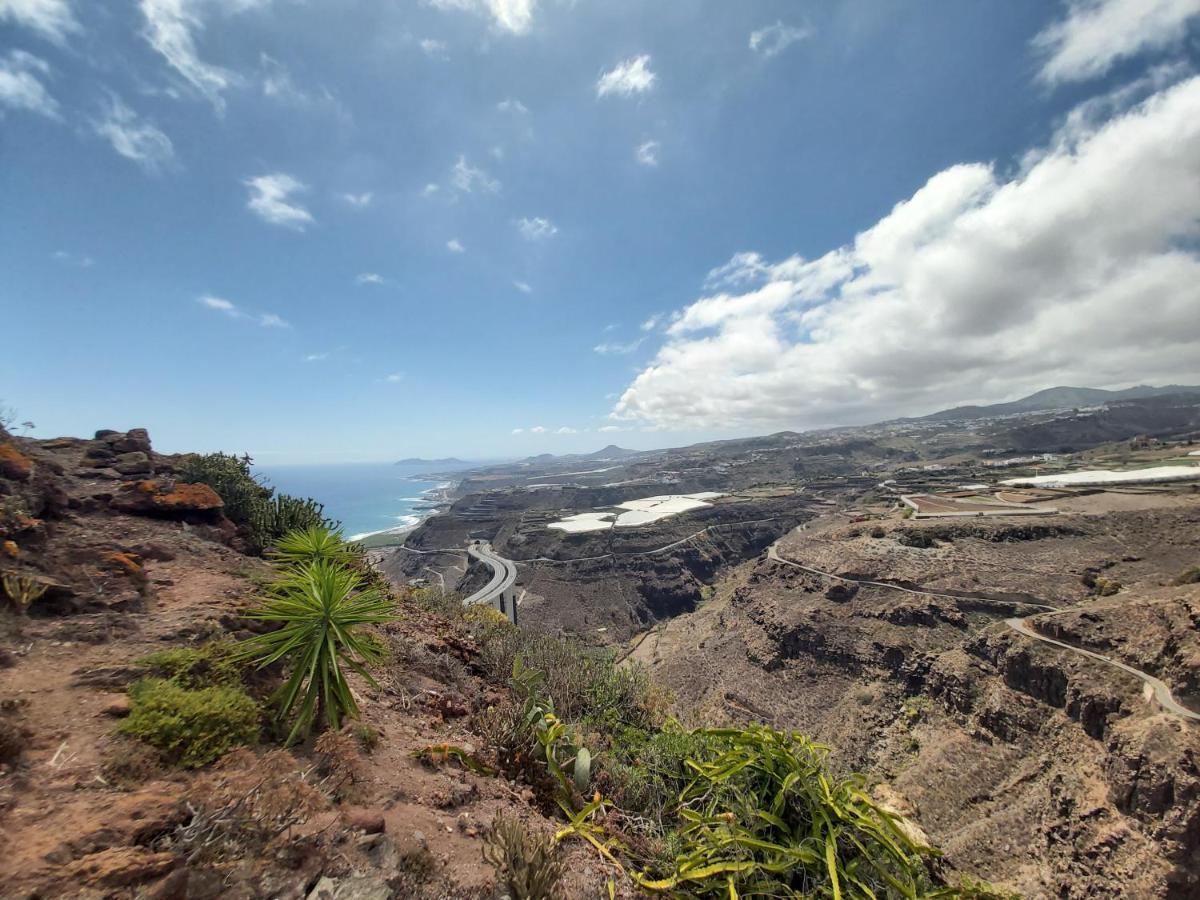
[244,172,314,230]
[304,352,329,362]
[640,313,663,331]
[614,76,1200,431]
[497,97,528,114]
[139,0,249,112]
[426,0,537,35]
[342,191,372,207]
[451,154,500,193]
[52,249,94,267]
[598,425,622,433]
[556,426,577,434]
[422,182,440,197]
[199,294,236,313]
[594,338,643,355]
[516,216,557,241]
[530,425,547,433]
[419,38,448,58]
[93,95,175,172]
[446,238,465,253]
[0,50,59,119]
[635,139,660,166]
[513,280,533,293]
[356,272,386,285]
[1035,0,1200,85]
[198,294,287,328]
[0,0,79,44]
[511,427,524,434]
[385,372,405,383]
[749,21,812,59]
[596,55,656,98]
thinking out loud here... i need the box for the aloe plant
[238,559,394,743]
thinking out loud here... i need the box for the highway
[464,541,518,620]
[766,536,1199,723]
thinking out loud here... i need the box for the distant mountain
[582,444,640,460]
[918,385,1200,422]
[395,457,468,466]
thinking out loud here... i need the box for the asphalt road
[464,541,518,613]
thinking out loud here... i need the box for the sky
[2,0,1199,463]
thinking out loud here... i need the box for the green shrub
[482,813,566,900]
[239,559,395,743]
[178,453,335,554]
[119,678,260,768]
[138,641,245,689]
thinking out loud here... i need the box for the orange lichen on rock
[0,442,33,481]
[107,552,144,577]
[2,540,18,559]
[154,483,223,511]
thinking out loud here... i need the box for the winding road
[767,538,1200,723]
[464,541,519,622]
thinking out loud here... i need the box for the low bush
[138,641,245,689]
[119,677,261,768]
[1172,566,1200,586]
[482,813,566,900]
[178,453,335,554]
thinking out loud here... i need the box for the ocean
[253,462,452,542]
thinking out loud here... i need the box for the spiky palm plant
[269,525,356,568]
[239,559,394,743]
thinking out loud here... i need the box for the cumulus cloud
[304,352,329,362]
[749,21,811,59]
[356,272,386,285]
[594,338,643,355]
[513,280,533,293]
[556,426,577,434]
[384,372,404,383]
[427,0,536,35]
[0,0,79,44]
[1035,0,1200,85]
[530,425,547,433]
[0,50,59,118]
[596,55,656,97]
[640,313,663,331]
[446,238,465,253]
[93,95,175,172]
[342,191,372,207]
[258,312,289,328]
[614,76,1200,431]
[516,216,557,240]
[244,172,314,230]
[451,154,500,193]
[419,38,448,59]
[635,139,660,166]
[511,427,524,434]
[497,97,528,114]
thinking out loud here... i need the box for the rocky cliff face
[632,505,1200,897]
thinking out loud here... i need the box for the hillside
[917,384,1200,422]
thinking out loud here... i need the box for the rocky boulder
[110,479,223,521]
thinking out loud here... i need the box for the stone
[0,442,33,481]
[85,446,116,461]
[306,876,392,900]
[101,695,131,717]
[342,807,386,834]
[110,480,223,520]
[113,452,153,476]
[108,429,152,454]
[94,430,120,440]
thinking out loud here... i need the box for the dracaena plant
[239,559,393,743]
[269,524,357,569]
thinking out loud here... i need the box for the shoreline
[349,479,458,548]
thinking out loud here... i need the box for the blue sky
[2,0,1198,462]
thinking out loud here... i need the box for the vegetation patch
[119,677,261,768]
[483,813,566,900]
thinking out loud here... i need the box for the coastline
[349,479,458,548]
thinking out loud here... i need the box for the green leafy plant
[239,559,395,743]
[483,813,567,900]
[138,641,245,689]
[269,525,356,569]
[119,678,260,768]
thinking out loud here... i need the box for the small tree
[239,559,394,743]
